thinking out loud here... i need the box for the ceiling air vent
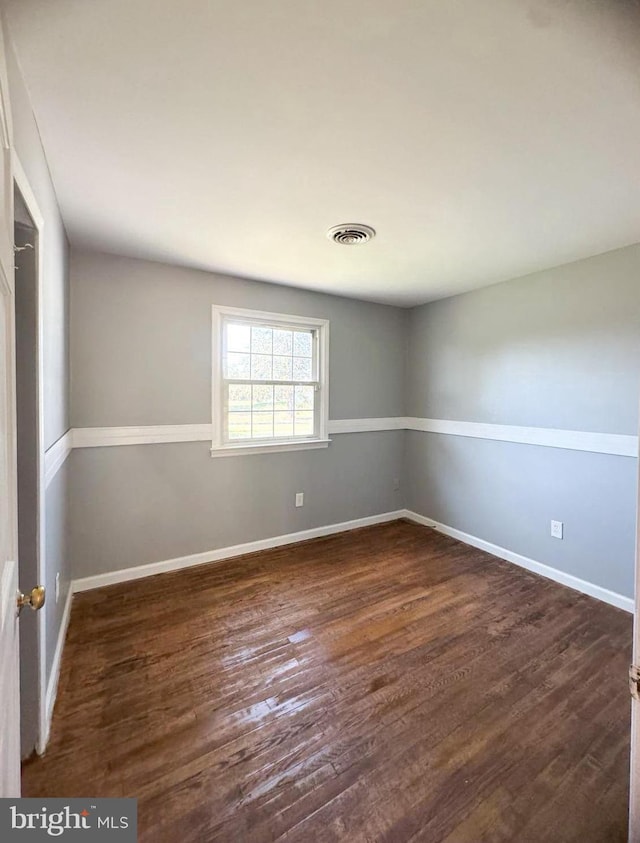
[327,223,376,245]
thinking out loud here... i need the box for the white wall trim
[62,418,638,457]
[406,417,638,458]
[70,420,404,448]
[67,420,404,449]
[38,416,639,515]
[72,424,213,448]
[39,585,72,753]
[402,509,634,613]
[210,438,331,457]
[72,510,406,592]
[44,430,73,488]
[328,417,408,434]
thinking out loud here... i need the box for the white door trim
[12,151,48,754]
[629,405,640,842]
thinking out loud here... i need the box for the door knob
[17,585,45,614]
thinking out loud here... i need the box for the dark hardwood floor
[23,520,632,841]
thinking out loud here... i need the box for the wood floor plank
[22,520,632,841]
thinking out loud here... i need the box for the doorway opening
[13,180,44,759]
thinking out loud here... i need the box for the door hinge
[630,665,640,702]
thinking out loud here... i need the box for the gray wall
[69,250,407,577]
[406,245,640,434]
[70,434,404,579]
[5,33,72,688]
[405,244,640,598]
[70,250,406,425]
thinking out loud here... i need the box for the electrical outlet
[551,520,563,540]
[393,477,400,491]
[295,492,304,508]
[55,572,60,603]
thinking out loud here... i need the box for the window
[211,305,330,456]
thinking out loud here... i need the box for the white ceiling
[5,0,640,306]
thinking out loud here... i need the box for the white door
[0,16,21,797]
[630,443,640,840]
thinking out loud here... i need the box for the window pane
[252,412,274,439]
[274,411,294,438]
[293,357,313,381]
[226,323,250,353]
[228,384,251,412]
[273,329,293,355]
[294,411,314,436]
[251,353,273,380]
[228,412,251,440]
[274,385,294,410]
[293,331,313,357]
[251,326,273,354]
[252,384,274,412]
[295,385,314,410]
[273,355,293,381]
[226,352,250,379]
[217,312,324,448]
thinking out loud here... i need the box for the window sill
[210,439,331,458]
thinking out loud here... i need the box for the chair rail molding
[405,417,637,458]
[41,417,638,488]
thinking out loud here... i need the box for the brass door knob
[17,585,45,614]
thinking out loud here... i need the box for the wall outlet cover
[551,520,563,540]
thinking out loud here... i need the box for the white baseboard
[71,510,406,593]
[69,507,633,610]
[402,509,634,613]
[40,585,73,753]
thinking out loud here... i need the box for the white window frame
[211,305,330,457]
